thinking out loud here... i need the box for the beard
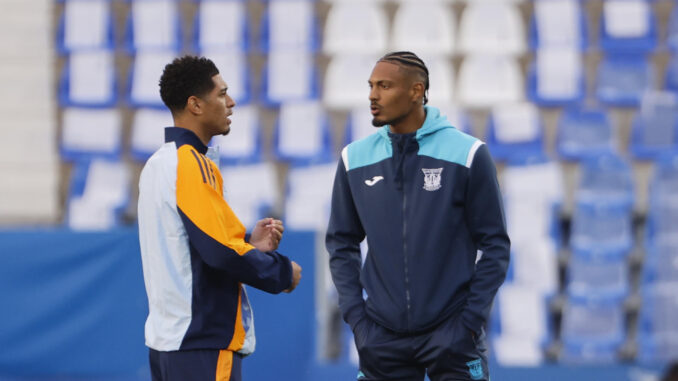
[371,112,407,128]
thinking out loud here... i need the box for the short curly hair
[159,55,220,113]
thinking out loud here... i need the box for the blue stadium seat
[596,53,654,107]
[530,0,587,50]
[666,6,678,52]
[630,92,678,160]
[261,50,318,105]
[61,107,122,161]
[458,2,526,55]
[204,49,251,105]
[599,0,657,53]
[560,296,626,363]
[323,54,380,110]
[557,108,615,161]
[220,161,279,229]
[194,0,248,52]
[566,247,630,303]
[57,0,115,53]
[59,49,118,108]
[66,159,131,231]
[259,0,318,52]
[284,162,336,231]
[664,54,678,93]
[646,151,678,242]
[124,0,182,53]
[637,282,678,363]
[570,200,633,254]
[323,3,388,55]
[643,239,678,284]
[490,284,550,366]
[390,3,456,55]
[575,152,634,207]
[130,108,173,162]
[209,104,262,165]
[486,102,543,161]
[527,47,585,106]
[457,55,524,108]
[127,50,178,108]
[273,101,333,164]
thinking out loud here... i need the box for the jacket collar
[165,127,208,155]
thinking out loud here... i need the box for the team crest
[422,168,443,191]
[466,359,484,380]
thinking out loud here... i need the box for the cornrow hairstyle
[378,51,430,105]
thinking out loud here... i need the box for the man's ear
[186,95,202,115]
[412,82,425,103]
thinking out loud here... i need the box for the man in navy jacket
[326,51,510,381]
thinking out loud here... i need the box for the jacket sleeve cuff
[244,233,252,243]
[461,309,485,336]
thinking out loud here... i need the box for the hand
[283,261,302,293]
[250,218,284,252]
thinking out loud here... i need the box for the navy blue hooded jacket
[326,106,510,335]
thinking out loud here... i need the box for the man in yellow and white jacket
[138,55,302,381]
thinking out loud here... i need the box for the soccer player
[138,55,302,381]
[326,51,510,381]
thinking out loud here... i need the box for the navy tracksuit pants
[353,312,489,381]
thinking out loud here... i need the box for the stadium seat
[61,108,122,161]
[194,0,247,52]
[666,6,678,52]
[458,3,526,55]
[457,55,524,108]
[419,56,455,107]
[491,284,549,366]
[128,50,178,108]
[596,53,654,107]
[556,108,615,161]
[221,161,279,229]
[575,152,634,207]
[389,3,456,55]
[566,247,630,303]
[646,152,678,242]
[527,47,585,106]
[630,91,678,160]
[637,282,678,363]
[210,104,262,165]
[323,54,380,110]
[560,296,626,363]
[273,101,332,164]
[323,3,388,55]
[130,108,173,162]
[259,0,317,52]
[57,0,114,53]
[643,239,678,284]
[486,102,543,161]
[570,201,633,254]
[284,162,336,231]
[59,49,117,107]
[664,54,678,93]
[599,0,657,53]
[125,0,181,53]
[262,50,318,105]
[203,49,250,105]
[530,0,587,50]
[66,159,131,231]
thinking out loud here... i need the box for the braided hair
[377,51,430,105]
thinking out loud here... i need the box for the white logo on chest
[365,176,384,186]
[422,168,443,191]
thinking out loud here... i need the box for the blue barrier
[0,228,667,380]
